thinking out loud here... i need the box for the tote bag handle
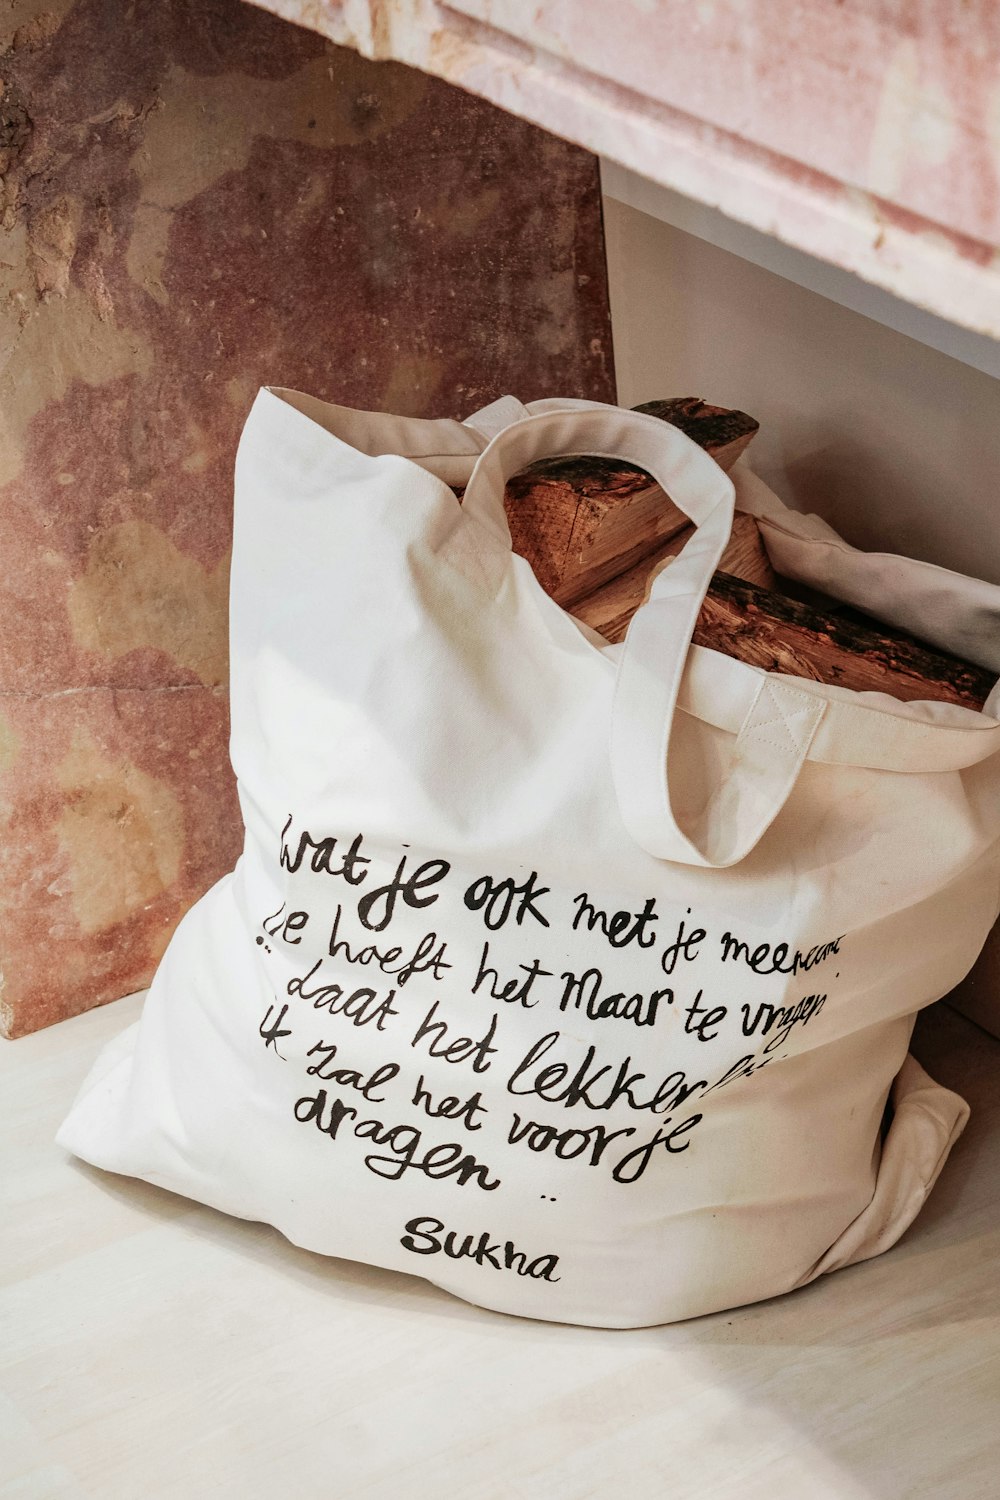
[461,405,827,869]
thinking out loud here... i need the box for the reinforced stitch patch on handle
[736,678,827,760]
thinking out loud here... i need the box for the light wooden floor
[2,994,998,1500]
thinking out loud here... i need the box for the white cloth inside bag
[733,459,1000,687]
[56,391,1000,1329]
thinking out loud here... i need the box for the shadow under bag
[58,393,1000,1328]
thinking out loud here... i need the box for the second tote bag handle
[460,404,827,869]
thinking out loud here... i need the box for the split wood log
[575,542,992,710]
[499,399,993,712]
[573,514,776,642]
[499,397,759,604]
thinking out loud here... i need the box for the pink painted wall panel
[253,0,1000,335]
[451,0,1000,249]
[0,0,614,1037]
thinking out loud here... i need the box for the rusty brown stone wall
[0,0,614,1037]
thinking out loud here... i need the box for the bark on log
[695,573,993,709]
[578,554,992,710]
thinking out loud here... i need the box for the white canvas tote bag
[58,390,1000,1329]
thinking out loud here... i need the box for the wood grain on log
[655,512,778,592]
[573,514,776,642]
[0,0,617,1039]
[496,398,759,604]
[694,573,994,710]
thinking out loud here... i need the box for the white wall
[602,193,1000,1035]
[602,195,1000,587]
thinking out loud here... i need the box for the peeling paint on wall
[55,727,184,936]
[68,521,231,686]
[269,0,1000,335]
[0,0,613,1036]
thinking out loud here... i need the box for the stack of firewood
[490,399,993,712]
